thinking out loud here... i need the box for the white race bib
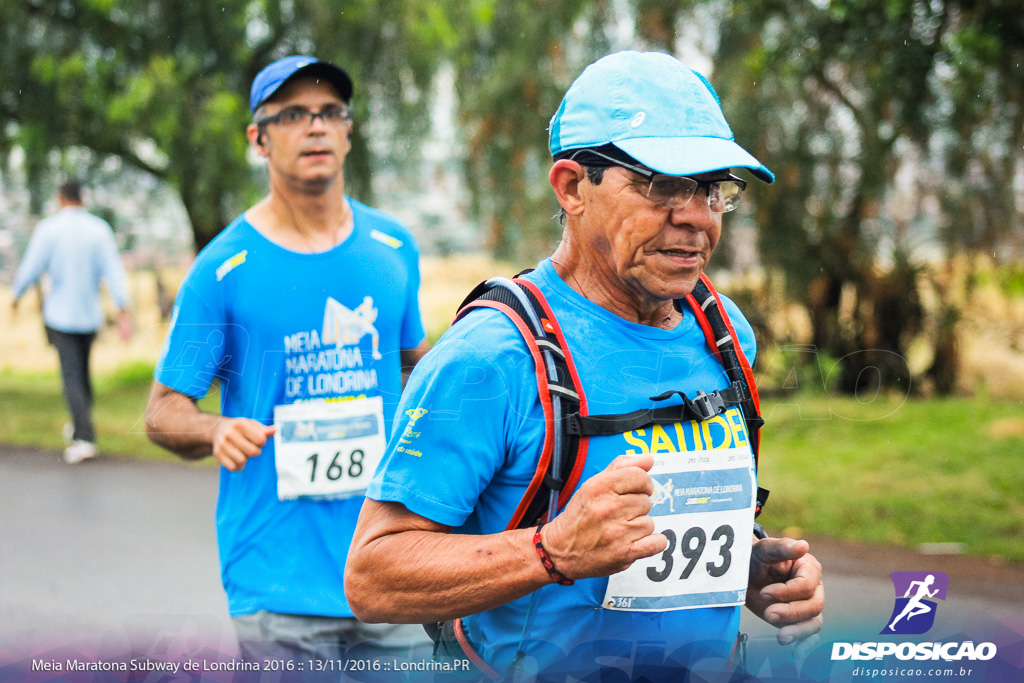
[603,445,756,611]
[273,396,385,501]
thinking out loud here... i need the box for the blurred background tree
[713,0,1022,392]
[0,0,453,249]
[1,0,1020,395]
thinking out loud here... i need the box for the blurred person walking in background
[10,180,133,464]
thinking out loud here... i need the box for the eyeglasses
[634,172,746,213]
[255,105,351,129]
[570,148,746,213]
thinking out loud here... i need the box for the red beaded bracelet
[534,522,574,586]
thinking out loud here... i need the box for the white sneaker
[63,440,98,464]
[63,422,74,445]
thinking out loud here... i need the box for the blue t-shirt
[155,199,425,618]
[368,259,757,677]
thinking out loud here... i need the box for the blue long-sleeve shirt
[12,206,131,333]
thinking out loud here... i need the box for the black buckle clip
[690,390,727,421]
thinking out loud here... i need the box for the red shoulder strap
[457,297,557,530]
[690,272,760,413]
[684,273,763,459]
[454,279,589,530]
[516,279,589,514]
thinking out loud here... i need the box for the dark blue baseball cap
[249,56,353,112]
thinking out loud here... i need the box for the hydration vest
[428,270,770,678]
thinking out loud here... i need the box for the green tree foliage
[279,0,455,196]
[0,0,452,250]
[3,0,257,248]
[3,0,1019,396]
[443,0,700,261]
[442,1,608,260]
[713,0,1022,393]
[932,3,1024,259]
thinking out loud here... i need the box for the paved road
[0,447,234,662]
[2,446,1021,672]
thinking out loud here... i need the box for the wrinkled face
[577,165,725,305]
[254,77,351,190]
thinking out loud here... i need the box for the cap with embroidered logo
[548,51,773,183]
[250,56,353,113]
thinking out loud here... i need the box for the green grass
[760,394,1024,562]
[0,363,220,464]
[2,368,1022,562]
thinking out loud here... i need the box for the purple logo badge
[881,571,949,635]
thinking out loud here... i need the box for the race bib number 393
[273,396,385,501]
[603,445,756,611]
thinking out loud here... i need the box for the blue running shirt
[368,259,757,677]
[156,199,424,617]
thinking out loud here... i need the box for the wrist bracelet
[534,522,574,586]
[753,522,767,540]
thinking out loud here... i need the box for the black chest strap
[567,382,749,437]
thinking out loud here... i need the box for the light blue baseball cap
[250,55,353,112]
[549,51,773,183]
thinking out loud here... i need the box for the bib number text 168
[305,450,365,483]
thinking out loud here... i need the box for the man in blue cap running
[145,55,430,667]
[347,51,824,680]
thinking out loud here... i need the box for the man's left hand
[747,536,824,656]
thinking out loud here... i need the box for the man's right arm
[145,381,275,470]
[345,453,667,624]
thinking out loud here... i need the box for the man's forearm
[346,500,553,624]
[145,383,223,459]
[400,342,430,385]
[349,455,666,624]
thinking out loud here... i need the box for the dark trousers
[46,327,97,443]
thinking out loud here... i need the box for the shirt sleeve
[154,270,228,400]
[12,222,54,299]
[99,225,131,310]
[400,240,426,350]
[367,313,530,528]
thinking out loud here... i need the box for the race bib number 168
[273,396,385,501]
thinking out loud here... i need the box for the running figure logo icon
[881,571,949,635]
[322,296,382,360]
[651,478,675,512]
